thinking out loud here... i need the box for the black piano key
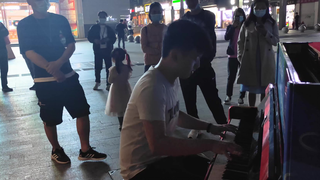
[226,164,250,171]
[222,170,248,180]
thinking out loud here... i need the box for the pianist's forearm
[177,111,210,130]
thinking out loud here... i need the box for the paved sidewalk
[2,42,232,180]
[2,34,320,179]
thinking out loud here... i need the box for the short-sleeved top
[17,13,75,79]
[120,67,180,180]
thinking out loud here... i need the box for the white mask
[33,0,50,14]
[99,18,107,24]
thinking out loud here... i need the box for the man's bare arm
[46,43,76,74]
[177,111,209,130]
[143,120,241,159]
[25,50,49,69]
[178,111,238,136]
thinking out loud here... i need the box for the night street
[0,31,319,179]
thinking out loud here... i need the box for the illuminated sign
[135,6,144,12]
[172,0,187,10]
[145,4,151,14]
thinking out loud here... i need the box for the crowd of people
[0,0,279,179]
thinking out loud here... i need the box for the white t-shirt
[120,67,180,180]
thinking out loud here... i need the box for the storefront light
[161,3,171,10]
[2,6,20,10]
[230,0,235,5]
[220,7,226,11]
[232,6,237,11]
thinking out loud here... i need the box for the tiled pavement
[2,32,320,180]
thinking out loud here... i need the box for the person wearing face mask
[181,0,227,139]
[237,0,279,107]
[141,2,167,73]
[224,8,246,105]
[17,0,107,164]
[88,11,117,91]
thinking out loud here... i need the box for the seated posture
[120,20,242,180]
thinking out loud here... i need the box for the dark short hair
[162,20,212,58]
[120,19,124,23]
[98,11,108,17]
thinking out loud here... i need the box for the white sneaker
[238,98,244,105]
[224,96,231,105]
[188,130,201,139]
[93,83,101,90]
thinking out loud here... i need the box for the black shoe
[51,147,71,164]
[2,87,13,92]
[78,147,107,161]
[29,84,36,90]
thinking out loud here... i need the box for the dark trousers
[295,20,299,30]
[94,49,112,85]
[118,35,125,49]
[130,155,210,180]
[0,51,8,88]
[22,54,35,79]
[227,57,240,97]
[180,67,227,124]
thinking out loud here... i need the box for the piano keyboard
[208,121,239,180]
[207,107,260,180]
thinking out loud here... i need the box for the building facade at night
[0,0,130,41]
[129,0,320,30]
[0,0,85,41]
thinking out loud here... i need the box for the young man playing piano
[120,20,242,180]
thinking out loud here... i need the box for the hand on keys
[209,124,238,136]
[213,141,242,160]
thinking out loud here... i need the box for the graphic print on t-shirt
[166,101,179,134]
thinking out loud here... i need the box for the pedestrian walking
[88,11,116,91]
[17,0,107,164]
[0,22,13,92]
[224,8,246,105]
[141,2,167,73]
[237,0,279,107]
[120,20,241,180]
[294,12,300,30]
[181,0,227,139]
[115,19,127,49]
[105,48,132,131]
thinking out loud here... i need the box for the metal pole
[318,0,320,24]
[279,0,287,30]
[180,0,184,18]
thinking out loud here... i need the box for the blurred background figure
[141,2,167,73]
[224,8,246,105]
[0,22,13,92]
[237,0,279,107]
[115,19,127,49]
[88,11,116,91]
